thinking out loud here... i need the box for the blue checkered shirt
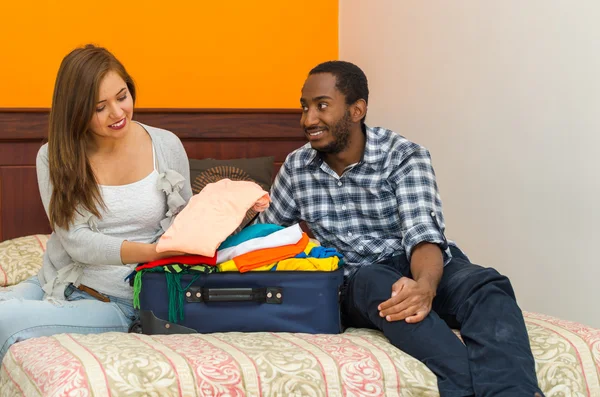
[258,126,452,276]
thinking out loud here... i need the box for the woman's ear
[350,99,367,123]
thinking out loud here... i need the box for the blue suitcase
[133,268,344,335]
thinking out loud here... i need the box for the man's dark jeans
[341,246,543,397]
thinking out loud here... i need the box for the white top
[79,143,166,299]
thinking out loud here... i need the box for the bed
[0,109,598,396]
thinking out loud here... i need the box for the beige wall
[340,1,600,328]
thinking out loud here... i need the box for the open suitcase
[132,268,344,335]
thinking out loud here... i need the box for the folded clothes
[157,179,270,256]
[217,240,340,272]
[272,256,340,271]
[217,224,303,264]
[218,223,284,250]
[295,246,343,260]
[236,233,310,273]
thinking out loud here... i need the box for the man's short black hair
[309,60,369,125]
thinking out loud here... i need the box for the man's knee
[476,267,517,300]
[351,264,400,298]
[449,262,515,298]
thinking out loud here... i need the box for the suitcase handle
[185,286,283,304]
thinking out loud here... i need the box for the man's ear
[350,99,367,123]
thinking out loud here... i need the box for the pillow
[189,157,274,233]
[189,157,274,192]
[0,234,49,287]
[156,179,270,256]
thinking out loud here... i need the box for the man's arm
[411,242,444,293]
[256,157,301,226]
[378,147,449,323]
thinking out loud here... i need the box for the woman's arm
[121,241,183,264]
[37,145,123,265]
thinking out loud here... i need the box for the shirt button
[338,182,342,187]
[347,231,352,237]
[341,205,346,210]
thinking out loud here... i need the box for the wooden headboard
[0,109,304,242]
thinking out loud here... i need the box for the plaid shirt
[258,126,452,276]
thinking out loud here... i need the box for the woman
[0,44,191,362]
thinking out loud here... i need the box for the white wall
[340,1,600,328]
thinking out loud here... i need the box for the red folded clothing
[137,254,217,271]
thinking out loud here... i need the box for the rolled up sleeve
[392,148,451,265]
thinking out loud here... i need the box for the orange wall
[0,1,338,108]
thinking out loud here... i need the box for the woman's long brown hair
[48,44,136,229]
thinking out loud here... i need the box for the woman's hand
[154,244,187,260]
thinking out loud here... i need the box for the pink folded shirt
[157,179,270,256]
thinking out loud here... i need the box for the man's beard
[317,110,352,154]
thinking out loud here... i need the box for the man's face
[300,73,352,154]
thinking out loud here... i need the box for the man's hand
[377,277,436,324]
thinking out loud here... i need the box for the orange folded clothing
[236,233,310,273]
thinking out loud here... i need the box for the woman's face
[89,70,134,140]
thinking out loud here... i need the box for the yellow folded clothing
[218,261,275,272]
[273,256,339,271]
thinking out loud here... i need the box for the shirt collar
[361,125,384,170]
[303,145,320,167]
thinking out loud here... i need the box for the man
[258,61,543,397]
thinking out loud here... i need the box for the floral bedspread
[0,235,48,288]
[0,312,598,397]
